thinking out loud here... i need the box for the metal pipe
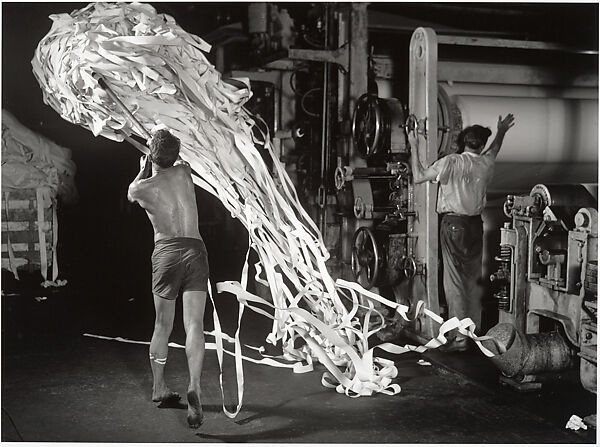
[119,131,149,155]
[317,5,331,240]
[352,175,396,180]
[95,73,194,171]
[318,5,330,208]
[407,179,415,234]
[92,72,150,139]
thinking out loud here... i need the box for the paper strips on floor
[32,2,497,414]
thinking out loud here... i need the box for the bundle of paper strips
[32,2,496,415]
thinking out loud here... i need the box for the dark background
[1,2,253,344]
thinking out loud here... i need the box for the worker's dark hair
[456,125,492,154]
[149,129,180,168]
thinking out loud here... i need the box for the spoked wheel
[402,256,417,280]
[352,227,381,289]
[351,94,384,158]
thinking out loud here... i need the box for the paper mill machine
[335,27,597,392]
[215,6,597,394]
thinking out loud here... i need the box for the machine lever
[93,72,193,170]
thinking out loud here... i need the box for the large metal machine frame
[488,185,597,391]
[405,28,440,340]
[211,4,598,399]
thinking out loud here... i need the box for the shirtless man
[127,129,208,428]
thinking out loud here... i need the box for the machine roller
[339,28,598,373]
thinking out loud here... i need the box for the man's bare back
[128,161,201,242]
[129,129,207,428]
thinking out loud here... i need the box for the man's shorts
[151,237,209,300]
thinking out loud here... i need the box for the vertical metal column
[317,5,330,236]
[347,2,373,231]
[337,3,371,273]
[408,27,440,339]
[336,8,349,128]
[348,3,368,138]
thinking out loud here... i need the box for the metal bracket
[287,46,350,73]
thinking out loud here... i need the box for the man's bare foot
[152,385,181,404]
[187,389,204,428]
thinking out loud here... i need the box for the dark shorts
[151,237,209,300]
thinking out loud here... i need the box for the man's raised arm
[128,155,152,203]
[408,130,442,184]
[483,114,515,158]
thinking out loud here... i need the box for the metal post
[408,27,440,340]
[348,3,368,144]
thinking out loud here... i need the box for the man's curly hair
[456,125,492,154]
[149,129,180,168]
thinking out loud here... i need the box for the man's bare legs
[150,295,179,402]
[182,290,207,428]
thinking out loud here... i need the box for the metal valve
[402,256,417,279]
[334,166,349,190]
[404,114,427,138]
[354,196,366,218]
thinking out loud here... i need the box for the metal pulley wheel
[353,196,366,218]
[404,114,418,135]
[352,227,381,289]
[575,207,598,231]
[402,256,417,279]
[530,183,596,210]
[405,114,429,138]
[503,199,514,218]
[334,166,346,190]
[351,93,386,158]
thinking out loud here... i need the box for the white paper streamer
[33,2,501,415]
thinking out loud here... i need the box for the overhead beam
[438,61,598,87]
[287,47,349,72]
[437,35,598,55]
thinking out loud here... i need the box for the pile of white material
[32,2,492,414]
[2,109,77,283]
[2,109,77,203]
[566,415,588,431]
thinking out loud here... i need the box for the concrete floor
[1,283,597,444]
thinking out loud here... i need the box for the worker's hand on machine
[497,113,515,134]
[407,129,419,151]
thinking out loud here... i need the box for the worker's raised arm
[128,155,152,203]
[409,130,445,184]
[483,114,515,158]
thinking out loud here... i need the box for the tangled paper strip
[32,2,498,415]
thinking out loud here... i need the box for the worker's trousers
[440,214,483,338]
